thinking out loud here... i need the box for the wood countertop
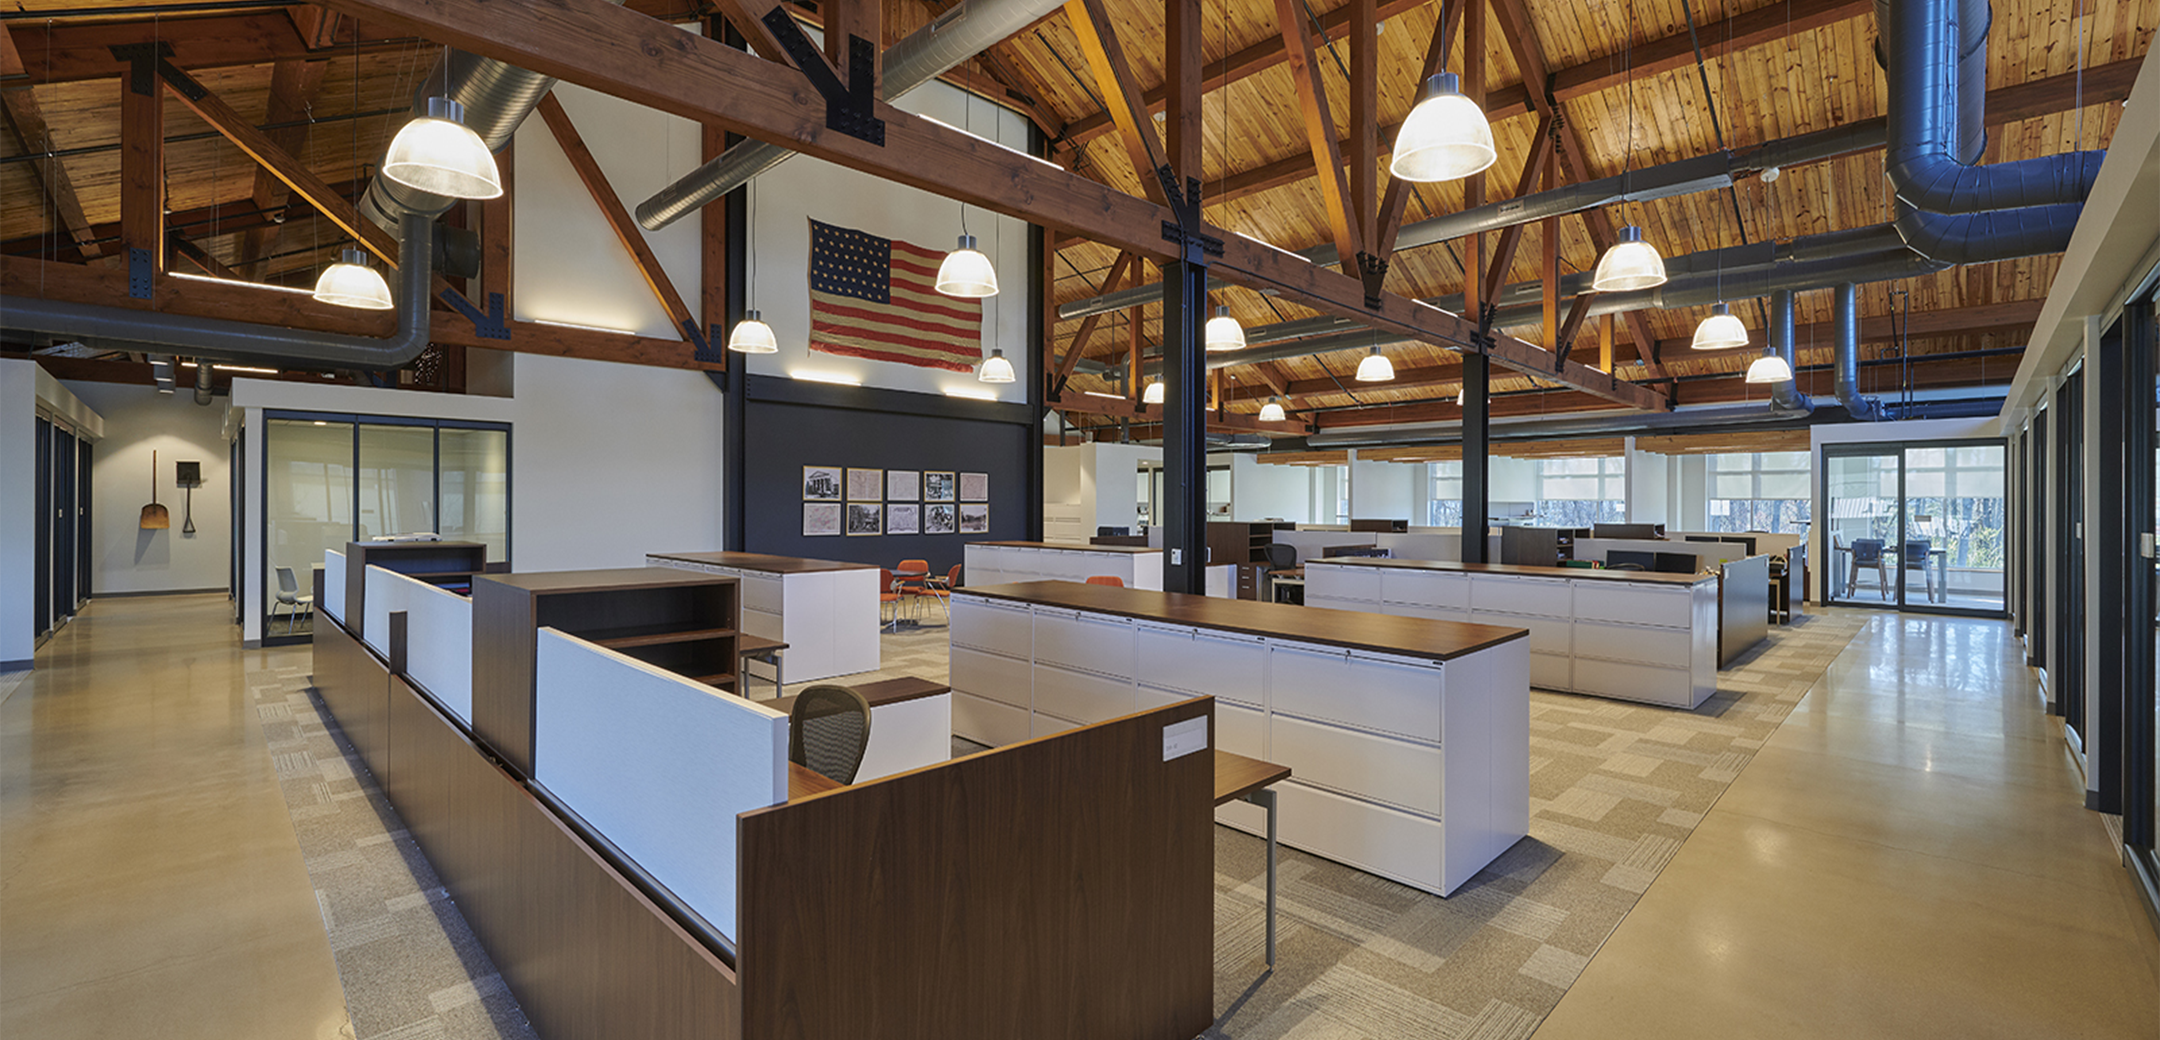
[476,567,738,594]
[968,540,1161,554]
[646,550,878,574]
[1306,557,1718,587]
[1214,750,1291,806]
[955,581,1527,661]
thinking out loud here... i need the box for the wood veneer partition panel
[471,578,538,776]
[738,699,1217,1040]
[311,616,389,778]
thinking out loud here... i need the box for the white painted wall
[1,360,37,667]
[61,381,231,596]
[1629,448,1670,525]
[1229,454,1312,524]
[1349,459,1417,520]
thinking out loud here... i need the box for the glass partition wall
[1822,440,2006,616]
[259,412,510,643]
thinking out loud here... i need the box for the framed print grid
[803,466,842,501]
[924,503,958,534]
[924,471,957,502]
[803,502,842,536]
[887,469,920,501]
[959,472,989,502]
[847,468,884,502]
[846,503,883,535]
[887,503,921,535]
[958,503,989,533]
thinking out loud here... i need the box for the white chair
[273,566,315,633]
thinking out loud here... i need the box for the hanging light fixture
[1355,346,1395,382]
[312,248,393,310]
[1745,347,1793,384]
[1205,306,1247,352]
[382,97,502,200]
[1143,378,1165,404]
[727,309,778,353]
[1389,72,1496,182]
[1691,302,1749,350]
[1257,396,1286,422]
[977,347,1015,383]
[936,233,999,297]
[1592,226,1667,292]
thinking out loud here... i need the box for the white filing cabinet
[645,553,880,683]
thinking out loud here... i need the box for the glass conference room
[1820,439,2008,616]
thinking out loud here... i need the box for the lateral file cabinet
[1308,559,1718,708]
[646,552,881,683]
[949,588,1530,897]
[964,542,1163,589]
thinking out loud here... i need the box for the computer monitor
[1593,523,1663,540]
[1685,534,1757,555]
[1096,526,1131,537]
[1607,550,1658,570]
[1653,552,1699,574]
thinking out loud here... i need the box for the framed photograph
[959,471,989,502]
[924,503,958,534]
[886,503,921,535]
[847,467,884,502]
[846,502,883,536]
[803,502,842,536]
[803,465,843,501]
[886,469,921,501]
[924,471,957,503]
[958,503,989,533]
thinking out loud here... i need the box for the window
[1533,455,1626,527]
[1429,461,1462,526]
[1709,451,1812,533]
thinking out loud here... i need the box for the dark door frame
[1818,438,2011,619]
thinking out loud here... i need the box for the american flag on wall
[808,219,984,373]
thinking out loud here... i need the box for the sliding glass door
[1822,440,2008,617]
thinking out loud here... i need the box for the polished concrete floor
[1,595,349,1040]
[3,597,2155,1039]
[1536,612,2160,1039]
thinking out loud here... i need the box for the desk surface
[1214,750,1291,806]
[970,540,1162,554]
[787,762,843,799]
[1308,556,1717,587]
[477,567,737,594]
[957,581,1526,660]
[647,550,878,574]
[765,676,950,716]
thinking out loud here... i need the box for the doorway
[1821,440,2008,617]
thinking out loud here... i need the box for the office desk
[966,540,1163,588]
[647,551,880,682]
[1215,750,1290,968]
[789,761,843,799]
[1305,557,1720,708]
[765,676,953,782]
[951,581,1529,897]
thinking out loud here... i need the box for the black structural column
[1161,257,1208,594]
[1460,351,1491,563]
[2093,320,2130,815]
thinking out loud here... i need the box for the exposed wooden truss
[536,93,704,348]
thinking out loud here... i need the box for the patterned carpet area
[1204,610,1868,1040]
[253,608,1862,1040]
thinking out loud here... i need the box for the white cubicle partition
[852,693,953,782]
[322,550,347,624]
[362,565,476,724]
[533,629,789,941]
[1305,559,1720,708]
[1572,537,1749,570]
[645,553,881,683]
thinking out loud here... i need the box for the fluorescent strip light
[530,317,639,336]
[917,114,1064,171]
[1083,391,1127,399]
[944,387,1000,400]
[170,271,315,296]
[791,371,863,386]
[181,362,281,375]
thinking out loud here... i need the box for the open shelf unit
[344,540,489,623]
[474,568,742,777]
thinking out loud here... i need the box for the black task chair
[789,684,873,785]
[1263,543,1298,571]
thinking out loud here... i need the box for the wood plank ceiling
[0,0,2151,430]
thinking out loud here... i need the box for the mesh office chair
[1263,544,1298,571]
[1084,575,1125,587]
[789,684,873,784]
[1847,538,1890,600]
[273,566,315,633]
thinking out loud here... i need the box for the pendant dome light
[1691,302,1749,350]
[1745,347,1793,384]
[312,248,393,310]
[1589,2,1666,293]
[936,234,999,297]
[1205,305,1247,352]
[1355,346,1395,382]
[1257,396,1287,422]
[1143,378,1165,404]
[1389,72,1496,183]
[729,178,779,352]
[977,347,1015,383]
[382,97,503,200]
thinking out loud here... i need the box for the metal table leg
[1242,786,1278,968]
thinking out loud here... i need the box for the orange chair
[894,558,940,622]
[916,564,964,622]
[1085,575,1125,587]
[878,567,904,630]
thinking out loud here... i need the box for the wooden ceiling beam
[1481,110,1556,308]
[709,0,799,64]
[5,13,412,86]
[1373,0,1461,261]
[238,58,331,280]
[1162,0,1202,189]
[120,52,163,271]
[1,179,370,262]
[1657,298,2046,357]
[0,27,103,259]
[156,62,400,267]
[1062,0,1170,206]
[322,0,1665,411]
[1348,0,1378,266]
[1274,0,1362,272]
[535,93,704,350]
[1051,251,1137,394]
[1052,389,1312,436]
[287,6,344,49]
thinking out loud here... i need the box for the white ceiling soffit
[2001,47,2160,421]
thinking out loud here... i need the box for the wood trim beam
[156,62,399,266]
[482,142,515,314]
[1373,0,1461,259]
[536,93,703,348]
[1481,111,1556,307]
[1052,387,1311,436]
[1273,0,1362,272]
[1348,0,1378,259]
[120,51,163,268]
[1660,298,2046,357]
[321,0,1666,411]
[0,27,102,259]
[1162,0,1202,190]
[708,0,800,64]
[1062,0,1169,205]
[238,58,330,279]
[169,234,239,280]
[5,13,414,86]
[1052,251,1137,393]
